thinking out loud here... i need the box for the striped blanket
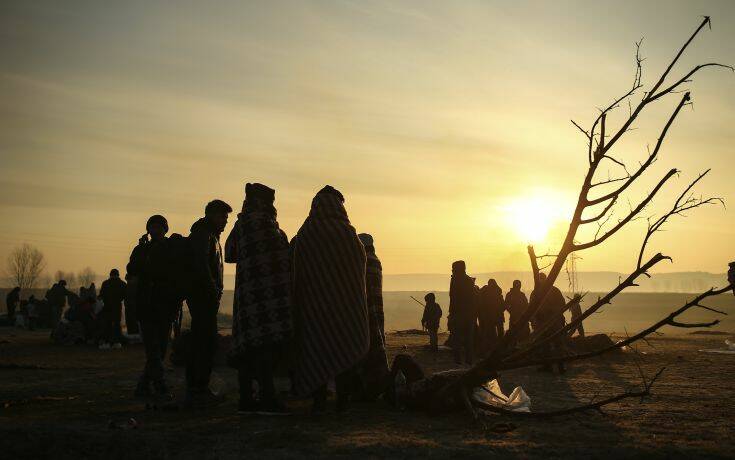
[292,186,369,396]
[224,197,292,364]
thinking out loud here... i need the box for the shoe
[112,343,122,350]
[237,400,260,415]
[134,381,152,399]
[257,400,291,416]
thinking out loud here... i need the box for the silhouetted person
[421,292,442,352]
[98,269,127,346]
[185,199,232,408]
[449,260,478,365]
[124,273,140,336]
[5,287,20,323]
[355,233,389,400]
[25,295,40,330]
[568,297,585,338]
[128,215,179,398]
[292,186,369,413]
[530,273,567,373]
[224,183,292,415]
[45,280,69,329]
[505,280,530,344]
[478,279,505,355]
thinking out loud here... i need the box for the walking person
[185,199,232,408]
[225,183,292,415]
[291,186,369,413]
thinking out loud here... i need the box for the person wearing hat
[98,268,128,348]
[449,260,479,365]
[127,214,179,399]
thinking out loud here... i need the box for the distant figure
[728,261,735,295]
[478,279,505,355]
[98,269,127,347]
[449,260,478,365]
[25,295,40,330]
[124,273,140,336]
[356,233,389,400]
[5,287,20,323]
[568,297,585,338]
[127,215,179,398]
[421,292,442,352]
[530,273,567,373]
[505,280,530,344]
[45,280,69,329]
[225,183,292,415]
[185,199,232,408]
[88,283,97,301]
[292,186,369,413]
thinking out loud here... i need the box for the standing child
[421,293,442,352]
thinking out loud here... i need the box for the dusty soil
[1,329,734,459]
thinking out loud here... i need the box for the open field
[6,289,733,334]
[1,328,734,459]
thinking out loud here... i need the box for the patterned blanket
[224,198,292,364]
[292,186,369,396]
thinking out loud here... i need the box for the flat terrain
[1,328,734,459]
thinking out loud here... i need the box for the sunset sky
[1,0,734,281]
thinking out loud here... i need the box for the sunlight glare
[503,194,567,244]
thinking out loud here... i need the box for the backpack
[166,233,197,301]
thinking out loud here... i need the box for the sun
[503,194,567,244]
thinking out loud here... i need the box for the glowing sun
[503,194,567,244]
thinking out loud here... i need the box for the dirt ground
[1,329,734,459]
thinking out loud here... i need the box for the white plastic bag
[472,379,531,413]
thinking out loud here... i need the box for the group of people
[126,184,388,414]
[425,262,584,371]
[37,274,135,348]
[2,182,586,414]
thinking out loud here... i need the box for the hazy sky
[1,0,734,281]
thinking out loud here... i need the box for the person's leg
[187,297,219,394]
[137,315,161,396]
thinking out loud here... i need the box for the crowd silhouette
[2,183,582,415]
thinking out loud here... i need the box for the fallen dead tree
[398,16,733,417]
